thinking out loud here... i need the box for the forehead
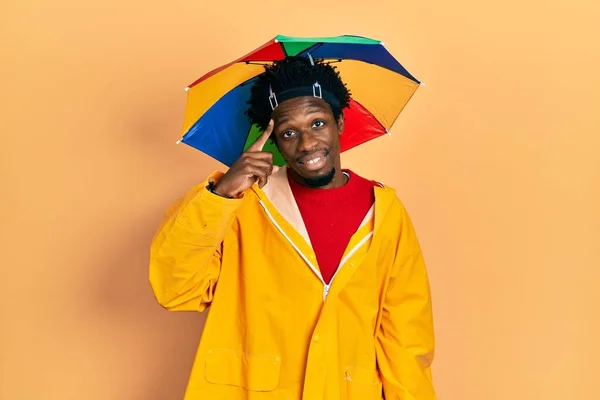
[272,97,332,121]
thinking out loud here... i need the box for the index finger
[247,119,274,152]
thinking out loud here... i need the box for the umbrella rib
[352,98,388,134]
[296,41,419,83]
[238,75,261,87]
[281,42,289,57]
[298,42,323,57]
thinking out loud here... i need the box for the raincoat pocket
[344,366,383,400]
[204,349,281,392]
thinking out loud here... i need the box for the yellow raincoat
[149,167,437,400]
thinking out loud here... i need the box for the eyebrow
[277,108,326,125]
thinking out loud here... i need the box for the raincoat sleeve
[376,201,437,400]
[149,171,242,312]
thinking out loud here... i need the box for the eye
[312,120,325,128]
[281,130,296,139]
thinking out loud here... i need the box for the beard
[302,167,336,188]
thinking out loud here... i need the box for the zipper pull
[323,284,330,300]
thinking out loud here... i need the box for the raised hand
[212,120,278,198]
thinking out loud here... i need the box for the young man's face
[271,96,345,189]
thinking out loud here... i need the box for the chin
[298,167,336,188]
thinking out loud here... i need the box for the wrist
[208,181,235,199]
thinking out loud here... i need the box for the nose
[297,130,319,153]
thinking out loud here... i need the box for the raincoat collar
[251,166,398,247]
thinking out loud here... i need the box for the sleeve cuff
[174,171,244,239]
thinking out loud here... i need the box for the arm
[149,122,275,311]
[375,203,437,400]
[149,171,242,312]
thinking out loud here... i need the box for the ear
[337,113,345,135]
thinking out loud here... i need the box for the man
[149,56,437,399]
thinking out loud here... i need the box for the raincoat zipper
[259,200,373,300]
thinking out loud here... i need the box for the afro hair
[245,56,351,132]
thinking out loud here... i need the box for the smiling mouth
[297,150,328,171]
[305,156,322,165]
[298,150,327,164]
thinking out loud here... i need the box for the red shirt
[288,169,376,284]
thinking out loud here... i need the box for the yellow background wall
[2,0,599,399]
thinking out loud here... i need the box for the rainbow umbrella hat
[178,34,422,167]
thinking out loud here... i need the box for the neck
[289,165,348,189]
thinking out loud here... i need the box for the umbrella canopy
[179,34,421,167]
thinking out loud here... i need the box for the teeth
[306,157,321,165]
